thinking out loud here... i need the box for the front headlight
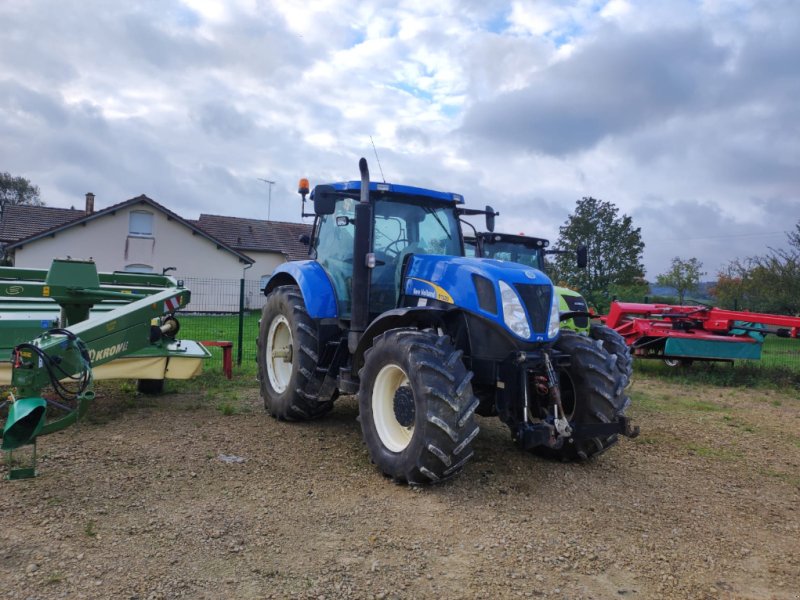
[499,281,531,338]
[548,290,560,338]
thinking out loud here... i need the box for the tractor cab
[307,182,466,319]
[465,232,551,271]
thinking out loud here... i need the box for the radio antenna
[370,136,386,183]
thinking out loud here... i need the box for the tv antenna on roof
[370,136,386,183]
[257,178,276,220]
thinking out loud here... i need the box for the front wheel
[537,332,630,461]
[664,357,693,368]
[358,330,479,485]
[257,286,331,421]
[589,324,633,390]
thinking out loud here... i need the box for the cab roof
[317,181,464,204]
[477,232,550,248]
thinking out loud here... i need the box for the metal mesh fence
[758,337,800,372]
[178,278,263,374]
[180,277,265,313]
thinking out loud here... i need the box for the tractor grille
[563,295,589,328]
[514,284,552,334]
[472,274,497,314]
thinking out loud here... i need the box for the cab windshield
[481,241,546,271]
[371,199,462,314]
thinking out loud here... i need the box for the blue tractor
[258,159,637,484]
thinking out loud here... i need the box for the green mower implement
[1,259,209,478]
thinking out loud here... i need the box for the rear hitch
[515,422,561,450]
[620,415,640,438]
[515,415,639,450]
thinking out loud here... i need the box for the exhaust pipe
[348,158,373,353]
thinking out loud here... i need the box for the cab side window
[314,199,355,317]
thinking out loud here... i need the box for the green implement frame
[1,259,209,478]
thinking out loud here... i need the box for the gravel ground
[1,375,799,599]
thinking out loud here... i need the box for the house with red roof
[0,193,311,310]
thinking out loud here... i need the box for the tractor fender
[353,307,452,373]
[263,261,338,320]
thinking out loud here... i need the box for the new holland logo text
[89,341,129,362]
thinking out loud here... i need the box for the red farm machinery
[603,301,800,367]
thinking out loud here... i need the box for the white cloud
[0,0,797,280]
[600,0,632,20]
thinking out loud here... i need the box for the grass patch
[46,572,65,585]
[629,389,730,415]
[168,368,259,397]
[763,469,800,488]
[684,442,741,460]
[722,415,756,432]
[217,401,238,416]
[84,520,97,537]
[177,311,261,370]
[632,430,679,449]
[682,399,727,412]
[635,360,800,390]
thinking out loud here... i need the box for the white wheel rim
[372,364,414,452]
[266,315,292,393]
[664,358,679,367]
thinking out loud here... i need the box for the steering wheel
[383,238,410,258]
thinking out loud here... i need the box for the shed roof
[194,214,311,262]
[0,204,85,243]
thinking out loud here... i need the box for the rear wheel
[537,332,629,461]
[589,324,633,390]
[257,286,331,420]
[664,357,693,368]
[358,329,479,485]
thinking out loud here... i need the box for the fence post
[237,278,245,366]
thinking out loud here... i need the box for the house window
[129,211,154,236]
[125,264,153,273]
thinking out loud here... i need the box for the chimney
[85,192,95,214]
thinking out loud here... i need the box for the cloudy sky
[1,0,798,278]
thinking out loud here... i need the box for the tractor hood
[403,255,559,343]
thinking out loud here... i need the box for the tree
[0,172,43,216]
[656,257,705,304]
[711,222,800,315]
[709,263,747,310]
[550,197,645,312]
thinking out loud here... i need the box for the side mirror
[298,233,310,246]
[313,185,337,216]
[486,205,496,233]
[577,245,588,269]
